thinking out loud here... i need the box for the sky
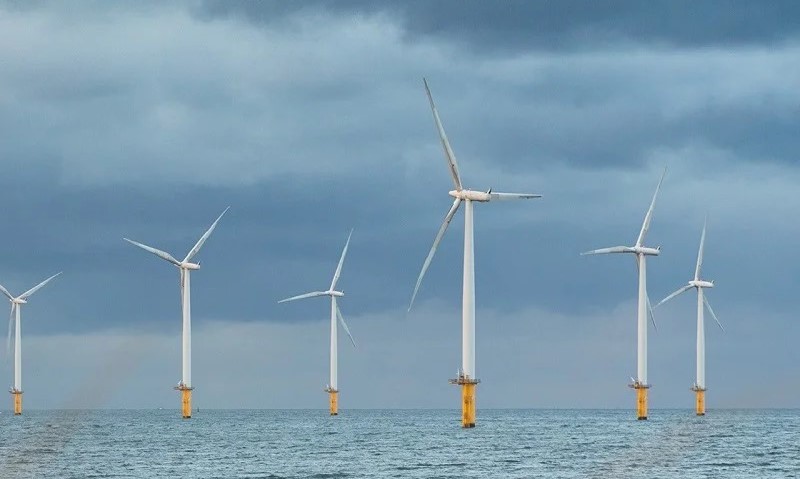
[0,0,799,410]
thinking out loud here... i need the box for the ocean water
[0,409,797,478]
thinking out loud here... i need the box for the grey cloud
[3,4,798,194]
[196,0,800,52]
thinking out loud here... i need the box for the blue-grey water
[0,409,797,478]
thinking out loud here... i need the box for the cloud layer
[0,1,798,408]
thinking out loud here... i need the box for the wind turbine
[124,206,229,419]
[278,230,356,416]
[654,218,723,416]
[0,272,61,415]
[582,168,666,420]
[408,79,541,428]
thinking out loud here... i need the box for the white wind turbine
[124,206,229,418]
[278,230,356,416]
[582,168,666,420]
[408,78,541,428]
[654,218,723,416]
[1,272,61,415]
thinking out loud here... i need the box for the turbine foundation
[450,376,479,428]
[175,385,193,419]
[326,387,338,415]
[629,382,650,420]
[692,386,706,416]
[10,389,22,415]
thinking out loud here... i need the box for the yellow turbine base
[636,387,648,420]
[12,392,22,416]
[181,389,192,419]
[461,383,476,428]
[329,391,338,416]
[696,389,706,416]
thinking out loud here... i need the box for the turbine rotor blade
[20,272,62,299]
[703,295,725,331]
[695,216,707,281]
[488,192,543,201]
[580,246,635,256]
[408,197,462,311]
[5,304,13,360]
[124,238,181,266]
[0,284,13,301]
[278,291,329,304]
[180,268,185,308]
[330,229,353,291]
[633,255,657,330]
[423,78,463,190]
[184,206,230,263]
[636,167,667,247]
[654,284,693,309]
[647,293,658,331]
[336,305,356,348]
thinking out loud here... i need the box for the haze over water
[0,409,797,478]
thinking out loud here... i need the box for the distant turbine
[654,218,724,416]
[0,272,61,416]
[279,230,356,416]
[124,207,229,419]
[408,79,541,428]
[582,168,666,420]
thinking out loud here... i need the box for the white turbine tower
[408,78,541,428]
[124,206,229,419]
[278,230,356,416]
[1,272,61,416]
[654,218,724,416]
[582,168,666,420]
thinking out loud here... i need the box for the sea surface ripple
[0,409,798,478]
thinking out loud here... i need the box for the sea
[0,409,797,478]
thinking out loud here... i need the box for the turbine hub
[449,189,491,202]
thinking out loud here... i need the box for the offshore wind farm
[1,1,799,478]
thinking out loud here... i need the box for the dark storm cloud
[197,0,800,52]
[426,66,800,171]
[0,175,432,334]
[1,1,797,326]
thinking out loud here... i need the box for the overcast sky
[0,0,799,410]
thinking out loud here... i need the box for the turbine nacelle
[179,262,201,271]
[633,246,661,256]
[689,280,714,289]
[11,298,26,305]
[449,189,491,202]
[327,290,344,298]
